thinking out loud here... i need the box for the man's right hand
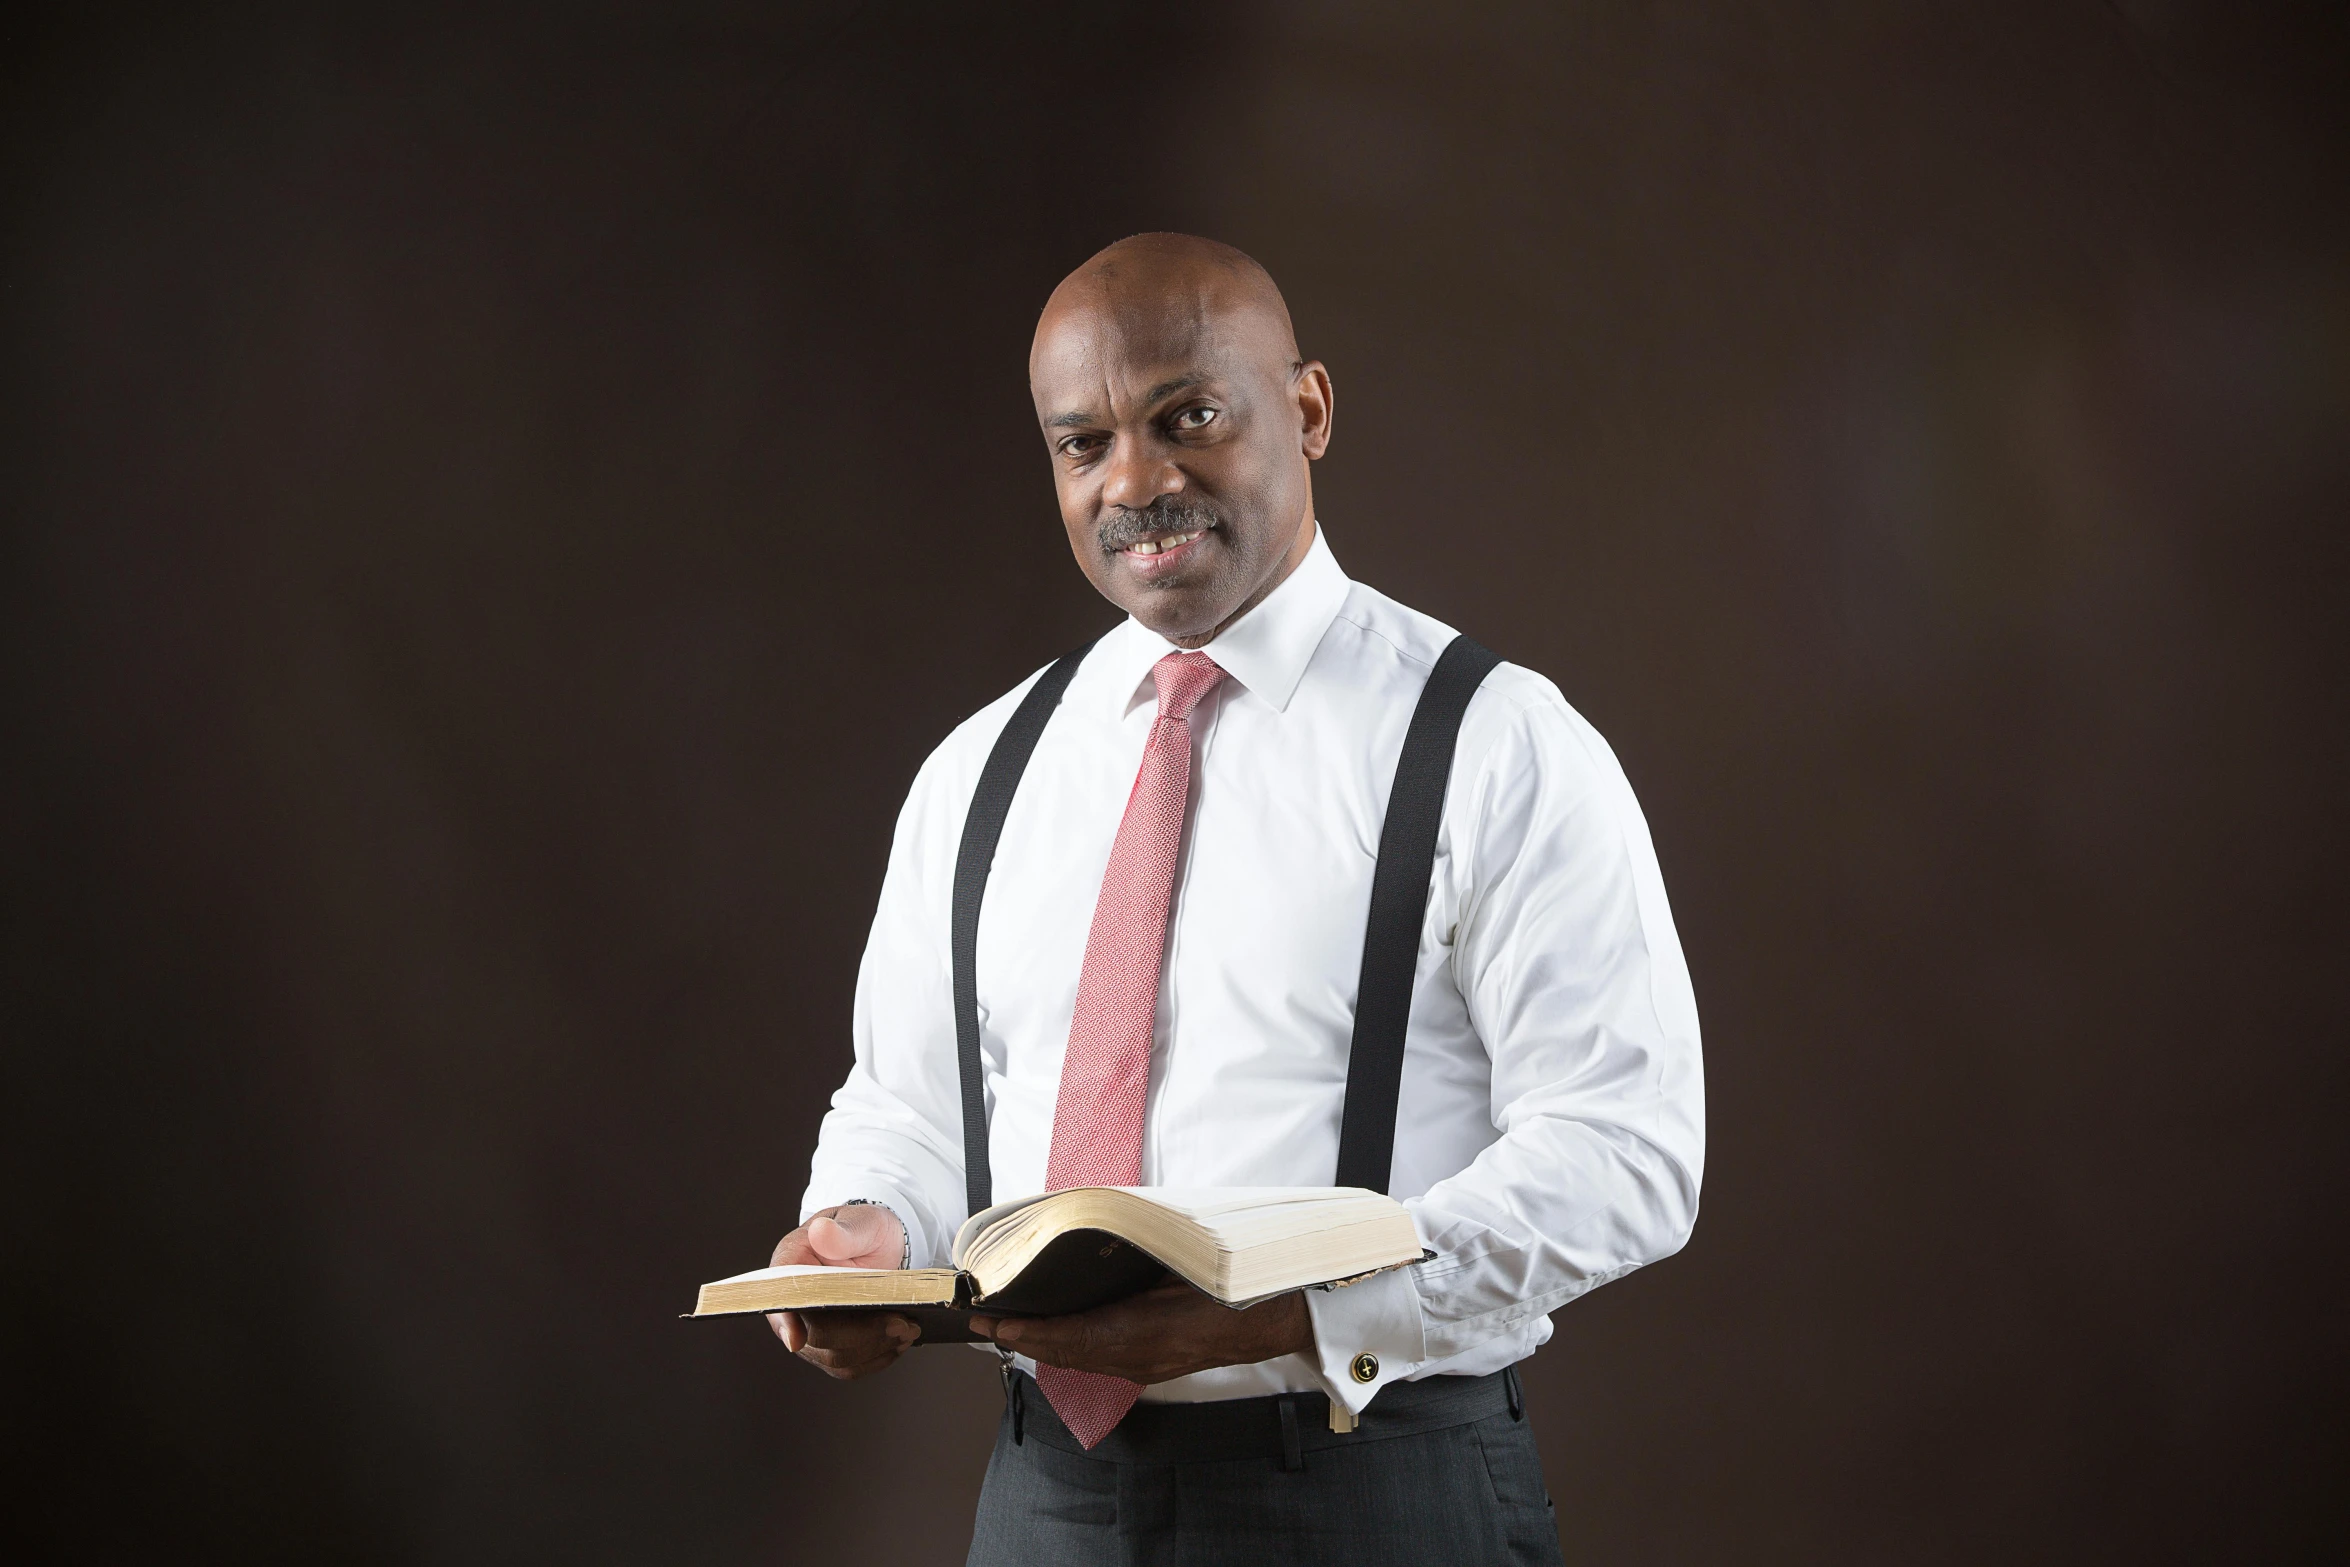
[767,1204,917,1379]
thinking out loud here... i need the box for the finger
[804,1344,903,1380]
[866,1314,920,1351]
[802,1313,919,1358]
[968,1313,1031,1348]
[798,1342,879,1377]
[767,1310,806,1352]
[798,1320,917,1378]
[987,1290,1212,1378]
[990,1315,1093,1368]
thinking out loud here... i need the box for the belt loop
[1006,1365,1026,1446]
[1277,1395,1305,1473]
[1504,1365,1524,1423]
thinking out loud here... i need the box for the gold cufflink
[1350,1352,1379,1383]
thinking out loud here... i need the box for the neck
[1167,512,1317,649]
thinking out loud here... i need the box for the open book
[691,1187,1423,1343]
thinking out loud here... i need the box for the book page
[691,1263,963,1317]
[1100,1187,1383,1221]
[951,1185,1386,1263]
[704,1263,896,1287]
[951,1190,1059,1262]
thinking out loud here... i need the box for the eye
[1172,405,1219,431]
[1058,433,1102,459]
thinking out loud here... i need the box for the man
[768,234,1703,1564]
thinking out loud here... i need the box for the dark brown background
[5,4,2345,1562]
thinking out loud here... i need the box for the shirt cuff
[1303,1264,1428,1415]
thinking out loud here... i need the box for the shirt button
[1350,1352,1380,1384]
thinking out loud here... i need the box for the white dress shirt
[803,529,1704,1414]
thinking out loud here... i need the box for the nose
[1098,434,1185,514]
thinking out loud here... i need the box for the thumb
[808,1206,903,1266]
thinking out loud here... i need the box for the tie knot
[1150,652,1226,720]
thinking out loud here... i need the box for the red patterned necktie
[1035,650,1227,1449]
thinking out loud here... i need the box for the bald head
[1033,233,1301,382]
[1029,234,1332,647]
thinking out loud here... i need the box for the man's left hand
[968,1279,1313,1384]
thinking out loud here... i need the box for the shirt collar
[1093,525,1350,720]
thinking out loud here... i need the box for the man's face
[1030,288,1330,646]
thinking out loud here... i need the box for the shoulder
[1456,664,1628,821]
[903,659,1063,819]
[1325,576,1457,676]
[1333,577,1609,777]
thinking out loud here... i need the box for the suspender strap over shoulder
[949,630,1501,1218]
[1333,634,1502,1193]
[951,640,1097,1220]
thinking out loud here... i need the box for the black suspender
[949,632,1502,1215]
[950,639,1098,1219]
[1332,635,1503,1190]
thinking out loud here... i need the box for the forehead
[1029,284,1252,410]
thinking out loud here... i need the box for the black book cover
[796,1229,1175,1344]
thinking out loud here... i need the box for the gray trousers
[966,1369,1566,1567]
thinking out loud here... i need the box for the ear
[1294,360,1334,460]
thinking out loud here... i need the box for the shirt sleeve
[1308,677,1706,1412]
[799,736,976,1269]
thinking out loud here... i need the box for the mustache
[1097,496,1222,553]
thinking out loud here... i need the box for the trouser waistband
[1002,1366,1525,1469]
